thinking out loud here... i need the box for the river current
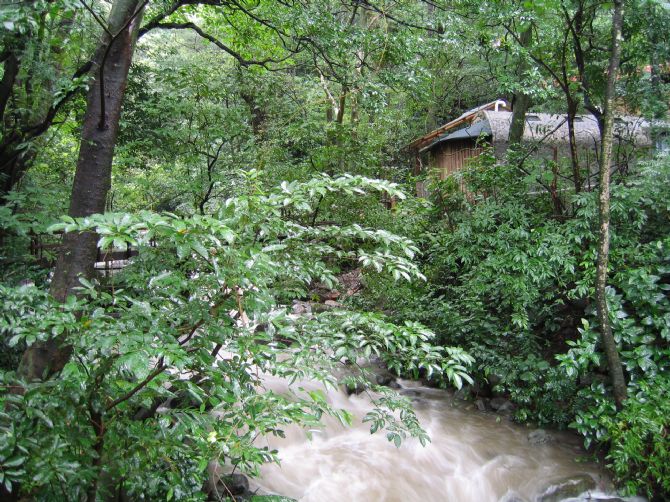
[251,378,637,502]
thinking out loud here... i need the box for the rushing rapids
[250,378,639,502]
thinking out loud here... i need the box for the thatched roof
[420,109,654,153]
[483,111,652,148]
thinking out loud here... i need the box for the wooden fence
[29,232,142,276]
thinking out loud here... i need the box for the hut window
[656,134,670,155]
[526,115,541,122]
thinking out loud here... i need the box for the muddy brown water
[250,378,623,502]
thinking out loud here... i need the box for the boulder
[361,357,399,389]
[537,474,596,502]
[490,397,514,413]
[310,301,344,313]
[474,398,488,411]
[500,493,527,502]
[528,429,553,445]
[334,357,399,393]
[487,373,503,386]
[249,497,298,502]
[206,463,252,501]
[344,380,366,395]
[375,373,395,386]
[310,282,340,302]
[339,268,363,297]
[454,385,473,401]
[291,300,312,315]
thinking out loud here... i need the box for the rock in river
[490,397,514,413]
[537,474,596,502]
[528,429,554,445]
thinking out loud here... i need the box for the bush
[601,378,670,500]
[0,175,472,500]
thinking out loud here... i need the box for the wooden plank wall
[431,139,483,180]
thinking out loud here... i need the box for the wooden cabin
[409,99,661,194]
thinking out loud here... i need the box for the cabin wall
[430,139,484,179]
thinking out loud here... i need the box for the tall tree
[508,26,532,146]
[595,0,627,409]
[19,0,146,380]
[17,0,443,381]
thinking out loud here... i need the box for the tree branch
[97,0,150,130]
[79,0,113,37]
[106,359,167,411]
[142,21,293,68]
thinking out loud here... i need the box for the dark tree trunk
[508,27,532,146]
[595,0,627,410]
[19,0,145,381]
[336,89,347,125]
[0,141,35,201]
[1,11,82,200]
[0,49,25,200]
[0,51,19,124]
[240,92,266,137]
[566,97,581,192]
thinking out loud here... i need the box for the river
[251,378,639,502]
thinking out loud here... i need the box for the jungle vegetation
[1,0,669,500]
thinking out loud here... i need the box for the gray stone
[344,381,366,395]
[488,373,503,386]
[250,497,298,502]
[291,300,312,315]
[490,397,514,412]
[454,385,473,401]
[310,302,333,313]
[537,474,596,502]
[528,429,553,445]
[375,373,394,386]
[334,357,400,393]
[475,398,488,411]
[310,283,340,302]
[206,465,252,501]
[500,492,527,502]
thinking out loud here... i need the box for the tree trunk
[0,11,79,200]
[595,0,627,409]
[240,91,266,137]
[0,51,19,124]
[18,0,145,381]
[508,27,532,146]
[566,97,581,192]
[0,48,27,200]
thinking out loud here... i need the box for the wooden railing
[29,231,142,275]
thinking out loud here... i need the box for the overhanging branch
[142,21,293,68]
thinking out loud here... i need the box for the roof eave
[407,99,509,152]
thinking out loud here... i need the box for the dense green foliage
[0,176,474,499]
[1,0,670,499]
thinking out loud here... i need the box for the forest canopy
[1,0,670,500]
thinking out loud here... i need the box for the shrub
[0,175,472,500]
[601,378,670,500]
